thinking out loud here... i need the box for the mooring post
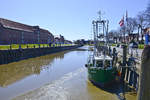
[133,71,138,89]
[123,45,127,66]
[137,46,150,100]
[112,48,116,66]
[121,45,127,80]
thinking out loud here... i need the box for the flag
[119,16,124,27]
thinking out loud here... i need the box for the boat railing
[94,51,102,57]
[89,66,113,70]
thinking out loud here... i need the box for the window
[96,61,103,67]
[104,60,110,68]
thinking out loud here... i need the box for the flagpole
[123,15,125,43]
[126,10,128,44]
[125,10,129,54]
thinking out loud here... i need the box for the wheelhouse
[92,55,113,68]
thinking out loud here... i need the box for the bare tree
[127,17,138,34]
[135,1,150,43]
[117,17,138,43]
[136,11,147,43]
[119,25,126,43]
[108,30,120,43]
[144,2,150,26]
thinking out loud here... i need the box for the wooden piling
[121,45,127,80]
[137,46,150,100]
[133,71,138,89]
[129,70,133,86]
[125,68,129,82]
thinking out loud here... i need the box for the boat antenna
[98,11,101,21]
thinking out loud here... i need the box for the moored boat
[86,52,118,87]
[85,12,120,87]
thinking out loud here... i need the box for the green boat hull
[88,67,117,87]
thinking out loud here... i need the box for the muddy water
[0,46,136,100]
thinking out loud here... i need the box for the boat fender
[85,64,88,67]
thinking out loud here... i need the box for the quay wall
[0,45,81,65]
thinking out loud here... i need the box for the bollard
[137,46,150,100]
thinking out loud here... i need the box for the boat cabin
[93,55,112,68]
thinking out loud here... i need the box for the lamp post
[137,24,141,43]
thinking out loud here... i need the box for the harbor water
[0,46,136,100]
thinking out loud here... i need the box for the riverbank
[0,45,81,65]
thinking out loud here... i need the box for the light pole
[137,24,141,43]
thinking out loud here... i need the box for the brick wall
[0,25,54,45]
[0,18,54,45]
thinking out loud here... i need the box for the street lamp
[137,24,141,43]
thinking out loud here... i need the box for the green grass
[0,44,73,50]
[112,44,117,47]
[138,44,144,49]
[0,45,10,50]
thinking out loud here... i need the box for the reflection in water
[0,51,65,87]
[0,46,136,100]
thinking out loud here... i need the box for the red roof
[0,18,53,36]
[0,18,34,32]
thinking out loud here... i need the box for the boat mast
[92,11,109,55]
[92,20,96,56]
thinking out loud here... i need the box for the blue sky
[0,0,149,41]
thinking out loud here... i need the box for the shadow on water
[90,81,137,100]
[0,51,69,87]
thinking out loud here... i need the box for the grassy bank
[111,43,144,49]
[0,44,73,50]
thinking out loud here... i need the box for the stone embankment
[0,45,81,65]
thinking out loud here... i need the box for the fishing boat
[85,13,120,87]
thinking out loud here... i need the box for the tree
[136,11,147,43]
[135,1,150,43]
[108,30,120,43]
[119,25,126,43]
[126,17,138,34]
[144,2,150,26]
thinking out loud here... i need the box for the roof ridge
[0,18,36,32]
[0,18,33,27]
[0,18,53,35]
